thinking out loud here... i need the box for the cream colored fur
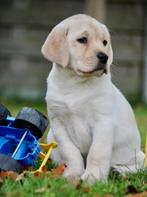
[41,14,145,184]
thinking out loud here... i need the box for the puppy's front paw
[63,166,84,181]
[81,171,99,184]
[81,172,96,184]
[81,168,107,184]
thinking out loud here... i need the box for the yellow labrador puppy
[42,14,145,183]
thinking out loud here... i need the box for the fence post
[84,0,106,23]
[143,2,147,103]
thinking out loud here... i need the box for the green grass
[134,104,147,147]
[0,98,47,117]
[0,98,146,197]
[0,170,147,197]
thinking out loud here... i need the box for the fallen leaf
[75,179,83,190]
[6,192,11,197]
[13,191,21,197]
[93,194,113,197]
[124,191,147,197]
[35,187,46,194]
[126,185,139,194]
[82,186,91,194]
[50,164,66,176]
[0,177,3,188]
[75,180,92,194]
[93,194,100,197]
[16,171,27,182]
[0,171,18,179]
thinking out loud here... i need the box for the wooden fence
[0,0,145,99]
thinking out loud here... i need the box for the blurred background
[0,0,147,103]
[0,0,146,144]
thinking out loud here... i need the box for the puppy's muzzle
[77,52,108,75]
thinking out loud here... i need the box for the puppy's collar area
[53,63,110,83]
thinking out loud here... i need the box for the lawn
[0,98,147,197]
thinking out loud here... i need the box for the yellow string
[145,136,147,167]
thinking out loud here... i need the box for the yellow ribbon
[145,136,147,167]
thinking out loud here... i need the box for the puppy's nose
[97,52,108,64]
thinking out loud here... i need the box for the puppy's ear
[41,23,69,67]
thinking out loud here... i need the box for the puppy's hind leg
[112,151,145,175]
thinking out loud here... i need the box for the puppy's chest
[49,97,98,154]
[67,111,92,154]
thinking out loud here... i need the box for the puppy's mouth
[77,65,107,75]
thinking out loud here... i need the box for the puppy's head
[42,14,113,77]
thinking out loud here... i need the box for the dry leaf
[82,186,91,194]
[16,171,27,182]
[75,179,83,190]
[125,191,147,197]
[93,194,100,197]
[35,187,46,194]
[126,185,139,194]
[0,171,18,179]
[50,164,66,176]
[75,180,92,194]
[6,192,11,197]
[0,177,3,188]
[93,194,113,197]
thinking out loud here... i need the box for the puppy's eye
[77,37,88,44]
[103,40,108,46]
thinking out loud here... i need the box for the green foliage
[134,103,147,147]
